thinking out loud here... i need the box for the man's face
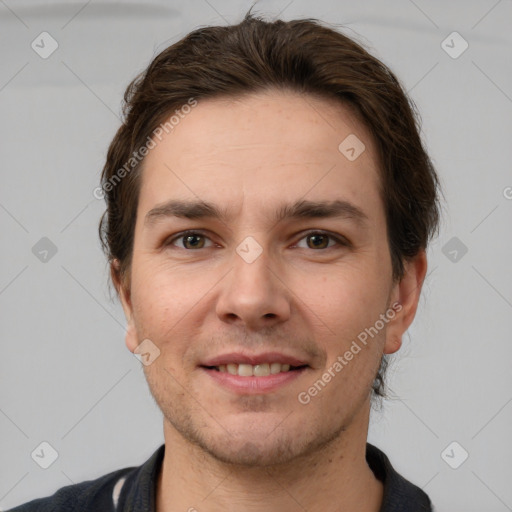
[117,90,419,466]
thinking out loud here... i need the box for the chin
[174,410,345,468]
[154,378,351,467]
[197,432,304,467]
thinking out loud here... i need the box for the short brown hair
[98,8,441,405]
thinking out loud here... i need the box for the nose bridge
[233,236,273,289]
[215,235,291,326]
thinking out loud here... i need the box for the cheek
[299,262,390,378]
[306,263,388,324]
[129,264,197,354]
[133,252,195,310]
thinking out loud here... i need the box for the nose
[215,244,292,330]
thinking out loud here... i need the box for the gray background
[1,0,511,510]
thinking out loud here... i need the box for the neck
[156,401,383,512]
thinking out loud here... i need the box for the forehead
[137,89,383,223]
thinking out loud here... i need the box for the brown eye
[167,231,213,250]
[295,231,347,250]
[182,234,205,249]
[306,233,330,249]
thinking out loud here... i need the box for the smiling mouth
[201,363,308,377]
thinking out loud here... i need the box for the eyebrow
[144,198,369,228]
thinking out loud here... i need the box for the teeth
[238,364,253,377]
[253,363,270,377]
[216,362,293,376]
[270,362,282,374]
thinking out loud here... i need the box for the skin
[114,89,427,512]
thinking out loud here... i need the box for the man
[10,8,439,512]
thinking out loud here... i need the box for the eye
[295,231,349,250]
[164,230,350,251]
[166,231,214,250]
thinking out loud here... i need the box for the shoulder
[6,466,135,512]
[7,445,166,512]
[366,442,433,511]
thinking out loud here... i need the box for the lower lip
[200,367,308,393]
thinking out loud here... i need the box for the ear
[111,259,139,354]
[383,250,428,355]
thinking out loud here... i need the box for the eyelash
[165,230,350,251]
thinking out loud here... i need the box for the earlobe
[121,291,140,354]
[111,259,138,354]
[124,321,139,354]
[383,251,428,355]
[111,259,132,316]
[384,332,402,354]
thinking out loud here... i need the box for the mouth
[201,362,308,377]
[199,353,311,393]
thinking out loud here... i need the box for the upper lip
[200,352,309,367]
